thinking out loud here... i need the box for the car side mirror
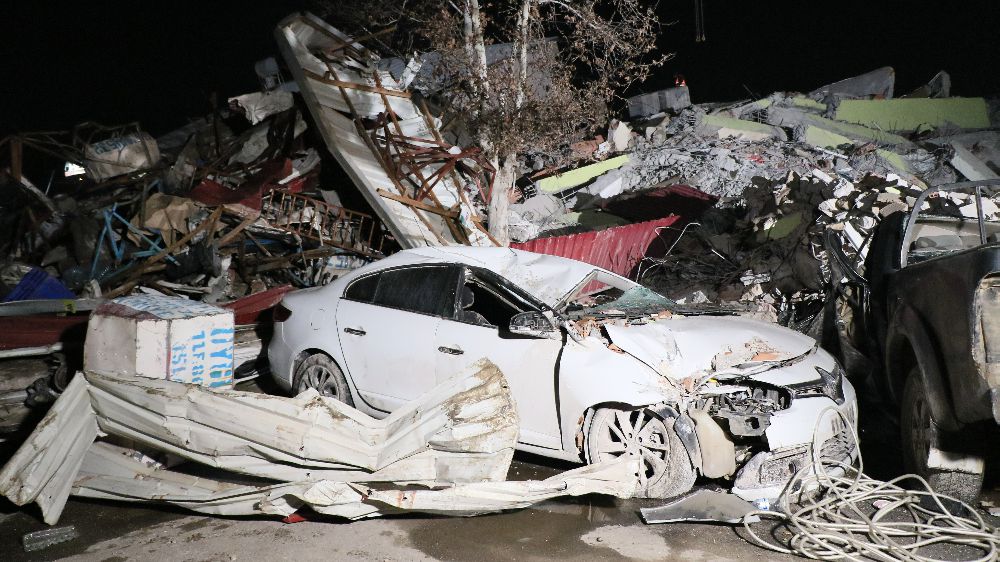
[509,311,561,340]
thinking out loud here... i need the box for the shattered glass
[586,286,675,316]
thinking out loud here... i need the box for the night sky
[3,1,997,138]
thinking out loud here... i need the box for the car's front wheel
[900,369,983,504]
[293,353,355,406]
[585,407,696,499]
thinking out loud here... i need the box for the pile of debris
[3,13,1000,434]
[509,66,999,330]
[0,110,383,310]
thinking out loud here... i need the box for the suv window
[344,265,459,317]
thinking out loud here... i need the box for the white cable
[742,406,1000,562]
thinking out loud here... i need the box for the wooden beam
[218,216,256,247]
[303,70,410,98]
[377,189,459,218]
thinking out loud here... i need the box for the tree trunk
[488,156,516,246]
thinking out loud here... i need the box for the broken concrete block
[835,98,991,132]
[904,70,951,99]
[789,96,827,111]
[772,107,913,148]
[959,198,999,219]
[698,114,788,142]
[608,120,633,153]
[641,489,760,524]
[880,201,909,217]
[808,66,895,101]
[876,192,902,204]
[628,86,691,118]
[84,296,235,389]
[949,142,999,181]
[819,199,839,217]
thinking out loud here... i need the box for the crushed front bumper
[731,396,859,502]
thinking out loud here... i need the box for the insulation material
[0,360,641,525]
[84,296,235,388]
[229,90,295,125]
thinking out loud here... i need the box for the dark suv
[826,179,1000,502]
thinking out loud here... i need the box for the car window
[344,273,379,303]
[902,183,1000,266]
[458,275,528,329]
[364,265,459,317]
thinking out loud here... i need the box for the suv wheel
[585,407,696,499]
[900,369,983,504]
[293,354,355,406]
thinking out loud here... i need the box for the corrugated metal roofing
[512,215,681,278]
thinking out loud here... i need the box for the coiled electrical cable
[743,407,1000,562]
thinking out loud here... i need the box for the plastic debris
[22,526,78,552]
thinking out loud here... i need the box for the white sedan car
[269,247,857,500]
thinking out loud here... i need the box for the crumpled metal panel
[73,442,637,520]
[0,359,637,524]
[512,216,681,278]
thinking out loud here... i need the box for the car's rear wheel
[900,369,983,504]
[586,407,696,499]
[293,354,354,406]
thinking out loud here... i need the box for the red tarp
[512,215,681,278]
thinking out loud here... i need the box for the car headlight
[789,364,846,405]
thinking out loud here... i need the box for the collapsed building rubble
[504,66,1000,334]
[0,15,519,435]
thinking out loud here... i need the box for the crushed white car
[269,247,858,500]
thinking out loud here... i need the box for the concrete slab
[536,155,630,193]
[835,98,991,132]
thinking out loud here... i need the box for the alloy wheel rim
[301,365,338,398]
[594,410,669,485]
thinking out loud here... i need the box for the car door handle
[438,346,464,355]
[344,327,366,336]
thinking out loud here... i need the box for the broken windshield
[560,269,674,317]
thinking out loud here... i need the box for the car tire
[586,407,696,499]
[900,369,983,504]
[293,353,355,407]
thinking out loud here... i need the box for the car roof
[362,246,601,307]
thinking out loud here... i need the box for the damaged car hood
[603,316,818,384]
